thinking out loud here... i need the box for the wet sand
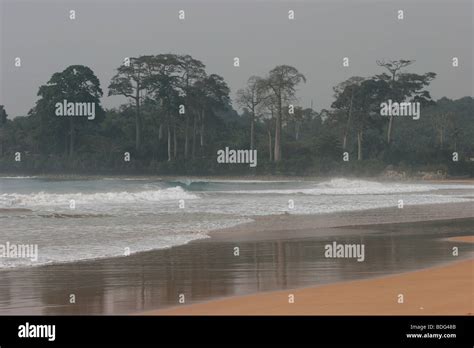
[208,201,474,242]
[0,202,473,315]
[145,258,474,315]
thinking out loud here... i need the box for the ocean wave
[0,234,209,269]
[171,178,299,185]
[0,186,199,208]
[0,217,251,269]
[218,178,448,195]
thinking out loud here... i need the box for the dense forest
[0,55,473,177]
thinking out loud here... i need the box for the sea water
[0,177,472,268]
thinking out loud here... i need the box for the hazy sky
[1,0,472,117]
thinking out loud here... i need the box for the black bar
[0,316,472,346]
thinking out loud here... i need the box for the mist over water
[0,177,473,268]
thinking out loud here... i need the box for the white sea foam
[0,186,198,208]
[0,217,250,269]
[219,178,472,196]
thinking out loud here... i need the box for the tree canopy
[1,54,473,177]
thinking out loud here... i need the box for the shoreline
[0,202,472,314]
[143,256,474,316]
[1,202,473,272]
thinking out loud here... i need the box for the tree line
[0,55,473,176]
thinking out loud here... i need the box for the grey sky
[1,0,472,118]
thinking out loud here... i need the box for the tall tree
[33,65,103,157]
[376,59,436,144]
[260,93,277,162]
[193,74,230,157]
[146,54,183,161]
[236,76,267,150]
[332,76,365,150]
[177,55,206,160]
[351,79,389,160]
[109,56,153,151]
[264,65,306,162]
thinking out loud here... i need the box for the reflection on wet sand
[0,218,472,315]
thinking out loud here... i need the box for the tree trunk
[173,124,177,159]
[200,110,204,148]
[343,90,354,150]
[250,114,255,150]
[268,129,273,162]
[274,99,282,162]
[387,72,397,145]
[387,115,394,144]
[167,124,171,162]
[135,94,141,151]
[357,130,363,161]
[184,115,189,160]
[192,114,197,159]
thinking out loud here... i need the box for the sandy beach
[140,203,474,316]
[146,257,473,315]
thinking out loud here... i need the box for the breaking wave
[0,186,199,208]
[220,178,449,195]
